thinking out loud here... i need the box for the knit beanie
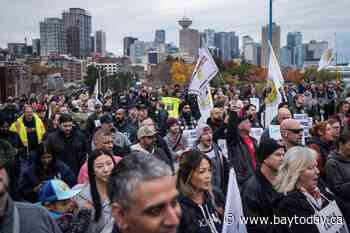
[256,138,283,166]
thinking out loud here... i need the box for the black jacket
[17,160,76,203]
[226,110,256,188]
[46,128,87,176]
[206,118,227,143]
[325,151,350,203]
[177,194,222,233]
[241,170,284,233]
[275,185,350,233]
[306,136,332,178]
[114,119,137,144]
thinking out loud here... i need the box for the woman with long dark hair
[177,149,223,233]
[73,149,116,233]
[17,142,76,202]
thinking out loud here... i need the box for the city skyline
[1,0,349,62]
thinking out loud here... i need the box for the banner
[250,128,264,143]
[197,85,214,124]
[264,42,285,127]
[249,98,260,112]
[222,168,248,233]
[161,97,180,118]
[318,48,334,72]
[188,47,219,95]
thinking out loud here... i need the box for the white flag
[264,42,285,127]
[221,168,248,233]
[93,78,99,98]
[188,47,218,95]
[197,85,214,124]
[318,47,334,72]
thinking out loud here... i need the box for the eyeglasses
[285,128,304,134]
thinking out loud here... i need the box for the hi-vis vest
[9,113,45,147]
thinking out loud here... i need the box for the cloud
[0,0,349,62]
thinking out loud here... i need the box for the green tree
[84,65,98,88]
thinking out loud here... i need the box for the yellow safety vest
[9,113,46,147]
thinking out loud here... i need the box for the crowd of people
[1,80,350,233]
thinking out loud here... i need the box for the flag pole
[269,0,273,46]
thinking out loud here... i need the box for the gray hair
[107,152,172,211]
[274,146,317,195]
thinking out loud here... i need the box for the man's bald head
[280,119,304,149]
[277,108,292,124]
[280,119,301,130]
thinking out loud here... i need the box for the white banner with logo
[309,200,349,233]
[182,129,198,147]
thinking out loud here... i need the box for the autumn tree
[170,61,194,86]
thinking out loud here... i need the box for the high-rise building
[62,8,92,58]
[229,32,239,59]
[95,30,106,57]
[178,16,200,58]
[280,46,292,67]
[201,29,216,48]
[242,35,254,58]
[244,42,261,65]
[214,32,239,61]
[130,40,146,63]
[90,35,95,54]
[32,39,40,56]
[40,18,66,57]
[7,43,27,58]
[287,32,304,68]
[261,22,281,67]
[123,37,138,56]
[155,30,166,44]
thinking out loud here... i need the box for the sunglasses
[286,128,304,134]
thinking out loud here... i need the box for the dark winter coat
[226,110,256,188]
[206,118,227,143]
[177,194,222,233]
[275,184,350,233]
[17,160,76,203]
[241,170,284,233]
[114,119,137,144]
[306,136,332,178]
[46,128,87,176]
[325,151,350,203]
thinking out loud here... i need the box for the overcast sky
[1,0,349,62]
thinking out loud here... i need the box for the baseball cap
[100,114,113,124]
[137,125,157,140]
[39,180,81,204]
[137,102,147,110]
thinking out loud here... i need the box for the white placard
[250,98,260,112]
[250,128,264,143]
[313,201,349,233]
[182,129,198,147]
[269,125,282,141]
[217,139,228,159]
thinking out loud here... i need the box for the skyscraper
[32,39,40,57]
[229,31,239,59]
[214,32,239,61]
[155,30,166,44]
[287,32,304,68]
[261,22,281,67]
[90,35,95,54]
[123,37,138,56]
[62,8,92,58]
[130,40,146,63]
[40,18,66,57]
[178,16,200,58]
[95,30,106,57]
[242,35,254,58]
[201,29,216,48]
